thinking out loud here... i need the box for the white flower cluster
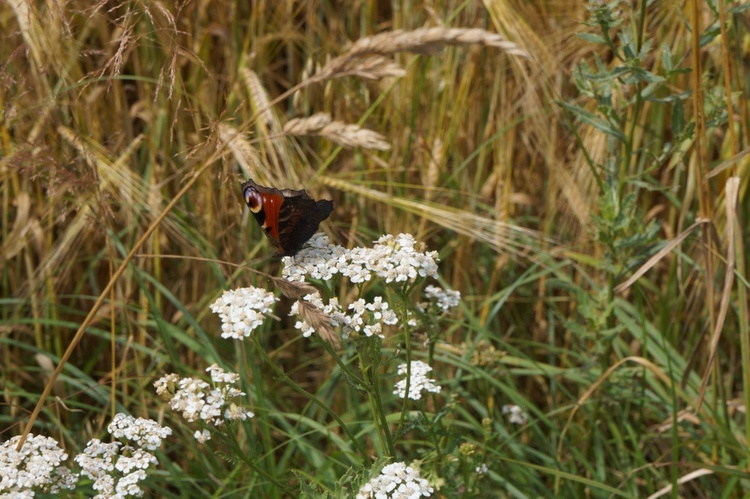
[209,286,278,339]
[108,413,172,451]
[502,404,528,425]
[0,415,170,498]
[154,364,253,441]
[0,434,78,496]
[356,462,433,498]
[290,293,398,340]
[393,361,441,400]
[422,285,461,311]
[75,413,171,498]
[282,234,439,285]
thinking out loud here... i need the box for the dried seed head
[284,113,390,151]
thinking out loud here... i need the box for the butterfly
[241,179,334,257]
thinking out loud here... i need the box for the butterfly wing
[242,179,333,257]
[276,191,334,256]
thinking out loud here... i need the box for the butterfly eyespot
[244,187,263,213]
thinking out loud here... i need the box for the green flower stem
[244,344,277,480]
[321,337,394,455]
[366,352,396,457]
[396,290,413,437]
[219,428,288,495]
[250,335,369,464]
[319,338,365,388]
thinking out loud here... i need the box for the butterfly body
[242,179,334,257]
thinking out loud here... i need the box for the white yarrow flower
[108,413,172,451]
[76,413,169,498]
[209,286,278,339]
[356,462,433,498]
[423,285,461,311]
[0,434,78,495]
[289,293,398,341]
[393,361,441,400]
[502,404,529,425]
[282,233,439,286]
[154,367,252,435]
[194,430,211,443]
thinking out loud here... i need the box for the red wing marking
[261,192,283,240]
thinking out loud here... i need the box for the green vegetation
[2,0,749,497]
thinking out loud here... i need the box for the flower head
[422,285,461,311]
[108,413,172,451]
[75,413,170,498]
[356,462,433,498]
[502,404,528,425]
[282,233,439,286]
[209,286,278,339]
[154,365,253,441]
[290,293,398,341]
[0,434,78,495]
[393,361,441,400]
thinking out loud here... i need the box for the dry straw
[217,123,262,179]
[316,27,528,81]
[284,112,390,151]
[242,68,278,131]
[294,300,341,349]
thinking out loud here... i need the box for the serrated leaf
[559,101,625,141]
[630,67,665,84]
[578,32,609,45]
[585,66,630,82]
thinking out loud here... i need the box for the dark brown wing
[276,194,334,256]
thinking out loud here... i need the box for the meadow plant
[0,434,77,496]
[355,462,433,498]
[1,414,170,497]
[154,365,253,443]
[393,361,441,401]
[150,232,460,495]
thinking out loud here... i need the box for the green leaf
[629,67,665,84]
[662,44,673,72]
[578,33,609,45]
[559,101,625,141]
[671,99,686,136]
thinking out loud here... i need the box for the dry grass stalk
[217,123,262,179]
[241,68,278,131]
[284,113,390,151]
[273,276,319,301]
[2,192,42,261]
[349,27,529,57]
[316,27,528,80]
[614,218,710,294]
[322,54,406,81]
[423,138,443,203]
[320,176,547,259]
[296,300,341,349]
[241,68,298,178]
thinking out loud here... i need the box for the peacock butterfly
[241,178,334,257]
